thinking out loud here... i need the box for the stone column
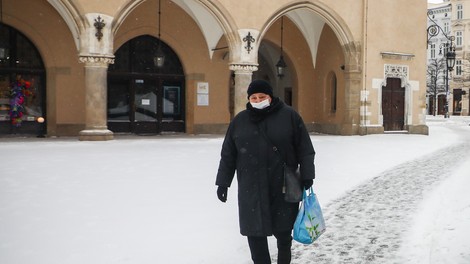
[342,42,362,135]
[229,64,258,115]
[229,29,260,115]
[342,69,362,135]
[78,13,115,141]
[78,55,114,141]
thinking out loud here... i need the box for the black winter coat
[216,98,316,236]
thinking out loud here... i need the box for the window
[109,35,184,75]
[456,31,463,47]
[431,43,436,59]
[0,24,46,135]
[456,60,462,76]
[444,22,449,34]
[457,4,463,20]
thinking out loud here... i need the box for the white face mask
[250,98,270,109]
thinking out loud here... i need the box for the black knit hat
[247,80,273,99]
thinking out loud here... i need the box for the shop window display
[0,23,45,135]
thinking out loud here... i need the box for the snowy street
[292,125,470,263]
[1,116,470,264]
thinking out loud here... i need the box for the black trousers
[247,231,292,264]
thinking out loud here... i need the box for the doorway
[107,35,185,134]
[453,89,463,115]
[382,78,405,131]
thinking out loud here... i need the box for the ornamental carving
[229,63,258,73]
[79,55,115,66]
[383,64,409,88]
[94,16,106,41]
[243,32,255,54]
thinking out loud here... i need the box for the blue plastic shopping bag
[293,187,326,244]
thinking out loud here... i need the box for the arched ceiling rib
[175,0,327,65]
[47,0,84,51]
[286,9,325,68]
[47,0,346,67]
[172,0,225,59]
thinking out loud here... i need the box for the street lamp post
[431,74,437,116]
[440,43,456,118]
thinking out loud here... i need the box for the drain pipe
[361,0,369,135]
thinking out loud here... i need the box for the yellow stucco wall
[1,0,428,136]
[4,0,85,135]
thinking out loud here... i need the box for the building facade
[450,0,470,116]
[427,1,452,116]
[427,0,470,117]
[0,0,428,140]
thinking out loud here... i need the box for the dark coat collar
[246,97,284,123]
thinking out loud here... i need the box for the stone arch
[113,0,239,61]
[47,0,86,51]
[259,2,361,135]
[182,0,240,59]
[259,1,360,72]
[113,0,147,35]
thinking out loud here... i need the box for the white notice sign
[142,99,150,105]
[197,94,209,106]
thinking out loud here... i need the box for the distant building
[427,0,470,116]
[427,1,453,115]
[0,0,428,140]
[450,0,470,116]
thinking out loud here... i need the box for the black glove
[217,186,228,202]
[303,179,313,190]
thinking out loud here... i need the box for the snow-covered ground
[1,115,469,264]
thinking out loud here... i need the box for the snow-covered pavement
[1,116,469,264]
[292,124,470,264]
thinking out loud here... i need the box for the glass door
[133,78,161,134]
[107,77,185,134]
[161,79,185,132]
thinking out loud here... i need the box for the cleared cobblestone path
[291,128,470,264]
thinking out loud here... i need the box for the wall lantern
[276,17,287,78]
[154,0,165,68]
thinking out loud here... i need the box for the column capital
[79,55,115,66]
[229,63,258,73]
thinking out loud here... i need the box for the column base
[407,124,429,135]
[79,129,114,141]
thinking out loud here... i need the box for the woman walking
[216,80,316,264]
